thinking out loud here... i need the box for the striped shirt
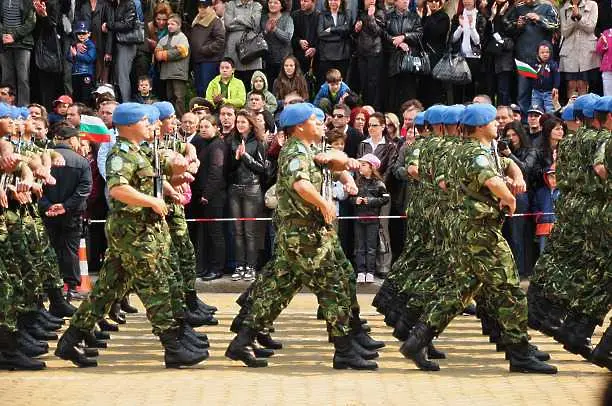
[1,0,23,29]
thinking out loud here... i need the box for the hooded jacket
[533,41,560,91]
[247,71,278,114]
[155,30,190,81]
[205,74,246,109]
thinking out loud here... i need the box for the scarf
[192,8,217,28]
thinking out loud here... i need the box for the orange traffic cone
[77,238,93,293]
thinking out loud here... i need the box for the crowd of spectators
[0,0,610,284]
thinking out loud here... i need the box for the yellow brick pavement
[0,293,609,406]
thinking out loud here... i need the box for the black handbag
[115,20,145,45]
[236,31,268,64]
[398,38,431,76]
[377,225,389,254]
[432,52,472,84]
[34,27,62,73]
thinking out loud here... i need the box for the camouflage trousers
[167,203,197,293]
[4,207,38,314]
[0,214,20,331]
[71,214,178,335]
[26,204,63,290]
[420,221,529,345]
[244,222,352,337]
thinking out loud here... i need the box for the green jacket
[205,74,246,109]
[0,0,36,50]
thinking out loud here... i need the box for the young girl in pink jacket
[596,28,612,96]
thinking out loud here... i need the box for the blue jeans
[194,62,220,97]
[531,89,554,113]
[517,75,532,121]
[502,192,530,277]
[229,183,263,267]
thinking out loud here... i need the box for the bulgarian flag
[515,59,538,79]
[79,115,111,143]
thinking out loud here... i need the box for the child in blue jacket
[313,68,351,114]
[531,41,560,114]
[67,21,97,104]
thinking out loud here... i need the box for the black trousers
[195,197,226,274]
[86,221,106,274]
[357,55,383,111]
[44,214,82,288]
[354,221,379,274]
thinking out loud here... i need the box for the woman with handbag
[224,0,264,88]
[449,0,486,104]
[383,0,423,114]
[354,0,386,111]
[317,0,352,88]
[417,0,450,106]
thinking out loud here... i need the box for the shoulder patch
[475,155,490,168]
[296,143,308,154]
[110,156,124,172]
[288,158,302,172]
[119,142,130,153]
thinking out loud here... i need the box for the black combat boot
[383,308,401,328]
[54,326,98,367]
[230,314,245,334]
[161,329,209,368]
[183,323,208,343]
[37,297,65,325]
[526,284,544,331]
[332,335,378,370]
[84,330,107,349]
[225,326,268,367]
[317,305,325,320]
[35,313,62,331]
[554,312,597,359]
[185,290,217,315]
[195,294,217,314]
[590,326,612,371]
[488,319,501,344]
[179,323,209,349]
[498,342,551,361]
[536,297,566,337]
[120,295,138,314]
[392,312,417,341]
[19,312,58,341]
[109,302,126,325]
[18,330,49,355]
[351,338,379,360]
[0,326,46,371]
[507,342,557,374]
[399,323,440,371]
[177,326,210,357]
[256,332,283,350]
[477,306,493,336]
[427,342,446,360]
[76,344,99,357]
[46,287,77,318]
[94,329,111,340]
[252,343,274,358]
[185,308,215,327]
[351,314,385,350]
[98,318,119,332]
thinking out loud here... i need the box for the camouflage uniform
[71,138,178,335]
[242,137,352,337]
[419,140,529,345]
[0,175,21,331]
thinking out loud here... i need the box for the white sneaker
[365,273,374,283]
[231,266,244,281]
[357,273,366,283]
[243,266,255,282]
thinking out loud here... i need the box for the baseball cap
[53,95,73,105]
[93,84,116,98]
[358,153,381,170]
[527,104,544,115]
[74,20,90,33]
[510,103,522,114]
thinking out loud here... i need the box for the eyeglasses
[368,123,382,128]
[332,114,345,118]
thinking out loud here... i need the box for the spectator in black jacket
[499,120,537,276]
[384,0,423,113]
[486,0,515,106]
[40,126,93,297]
[418,0,450,107]
[192,115,227,281]
[353,0,385,110]
[317,0,352,87]
[291,0,320,75]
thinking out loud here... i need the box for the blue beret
[279,103,316,128]
[423,105,447,125]
[442,104,466,125]
[143,104,160,123]
[561,104,575,121]
[574,93,600,118]
[314,106,325,122]
[153,101,175,121]
[460,104,497,127]
[112,103,148,126]
[9,106,21,120]
[593,96,612,114]
[0,103,11,118]
[414,112,425,126]
[19,107,29,120]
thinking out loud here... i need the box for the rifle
[320,133,333,203]
[153,129,163,199]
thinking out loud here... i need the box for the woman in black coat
[317,0,352,87]
[384,0,423,114]
[418,0,450,106]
